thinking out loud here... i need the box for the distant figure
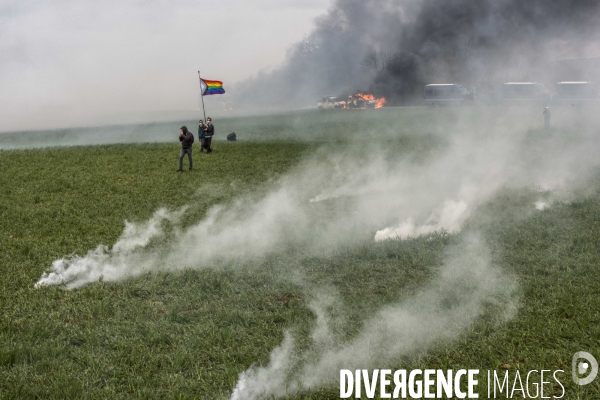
[543,107,551,129]
[178,126,194,171]
[198,119,206,152]
[203,117,214,153]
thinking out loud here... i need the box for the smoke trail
[375,199,469,241]
[32,108,600,399]
[35,109,600,289]
[35,208,186,289]
[230,233,517,399]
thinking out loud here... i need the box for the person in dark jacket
[543,107,551,130]
[178,126,194,171]
[198,119,206,152]
[202,117,214,153]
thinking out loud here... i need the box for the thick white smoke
[35,109,600,289]
[375,199,470,240]
[34,107,600,398]
[230,234,516,400]
[35,208,187,289]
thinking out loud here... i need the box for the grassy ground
[1,115,600,399]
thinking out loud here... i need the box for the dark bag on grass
[227,132,237,141]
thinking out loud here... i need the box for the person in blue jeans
[177,126,194,171]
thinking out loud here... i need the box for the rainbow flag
[200,78,225,96]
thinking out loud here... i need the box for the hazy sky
[0,0,329,131]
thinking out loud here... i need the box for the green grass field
[1,109,600,399]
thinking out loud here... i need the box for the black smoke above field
[233,0,600,107]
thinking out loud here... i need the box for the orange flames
[356,93,387,108]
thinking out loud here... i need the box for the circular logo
[572,352,598,386]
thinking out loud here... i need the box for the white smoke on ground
[228,111,600,398]
[35,181,312,289]
[230,234,517,400]
[230,332,296,400]
[34,109,600,289]
[375,199,470,240]
[35,208,186,289]
[32,108,600,398]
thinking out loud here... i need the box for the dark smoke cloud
[233,0,600,107]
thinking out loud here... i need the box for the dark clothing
[202,137,212,153]
[198,124,206,140]
[543,109,551,129]
[180,148,193,169]
[203,122,214,153]
[205,123,214,137]
[179,131,194,149]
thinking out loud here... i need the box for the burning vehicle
[346,93,386,109]
[318,93,386,109]
[345,95,372,109]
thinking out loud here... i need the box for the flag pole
[198,70,207,122]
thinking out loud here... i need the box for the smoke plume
[232,0,600,107]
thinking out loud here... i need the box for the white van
[317,96,345,110]
[553,82,599,105]
[502,82,551,104]
[424,84,471,106]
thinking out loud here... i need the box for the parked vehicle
[345,94,376,109]
[501,82,551,104]
[553,81,599,105]
[317,96,345,110]
[424,84,473,106]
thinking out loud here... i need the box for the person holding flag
[198,72,225,154]
[198,119,206,152]
[203,117,214,153]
